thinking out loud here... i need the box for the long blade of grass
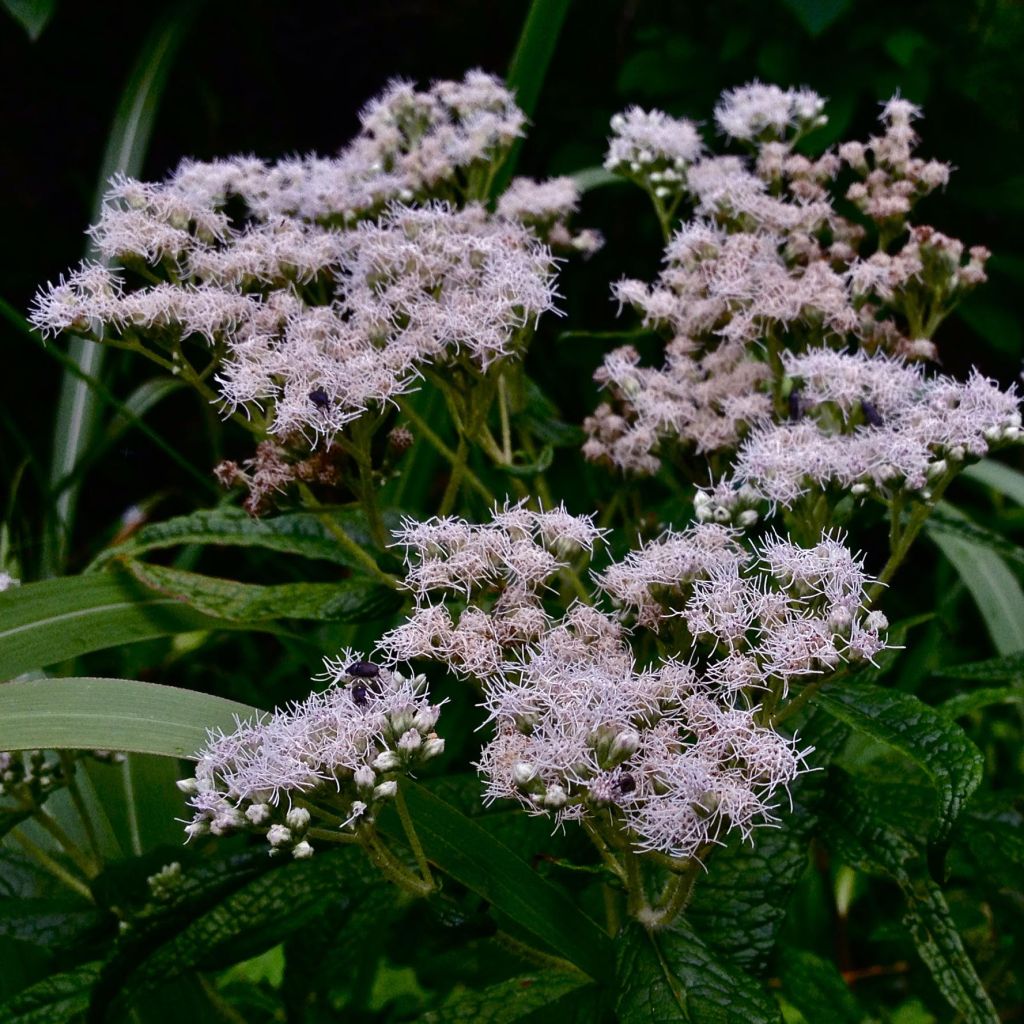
[490,0,572,197]
[44,4,198,574]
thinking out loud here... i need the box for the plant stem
[60,753,103,862]
[10,830,93,901]
[361,828,434,897]
[640,858,703,930]
[438,436,470,516]
[494,930,587,977]
[395,784,433,888]
[34,807,99,878]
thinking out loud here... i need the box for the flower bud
[398,728,422,753]
[286,807,311,831]
[354,765,376,790]
[513,761,538,787]
[176,778,198,795]
[543,784,568,809]
[266,824,292,846]
[245,803,271,825]
[373,780,398,800]
[292,841,314,860]
[422,736,446,759]
[373,750,402,773]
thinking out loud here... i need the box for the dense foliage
[2,3,1023,1023]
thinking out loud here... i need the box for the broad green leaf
[927,505,1024,654]
[123,559,400,622]
[0,571,261,681]
[926,504,1024,570]
[0,898,111,952]
[935,649,1024,681]
[615,921,781,1024]
[779,0,851,35]
[0,677,261,758]
[686,716,844,973]
[940,685,1024,718]
[776,949,865,1024]
[824,777,999,1024]
[817,682,983,840]
[958,795,1024,892]
[421,972,592,1023]
[91,505,371,571]
[962,458,1024,506]
[46,6,197,573]
[388,783,613,981]
[2,0,55,40]
[0,961,100,1023]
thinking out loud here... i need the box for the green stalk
[10,831,93,901]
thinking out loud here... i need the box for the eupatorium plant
[3,61,1021,1024]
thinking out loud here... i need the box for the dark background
[3,0,1023,567]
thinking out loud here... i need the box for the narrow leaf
[615,921,781,1024]
[0,677,261,758]
[123,559,399,622]
[571,166,623,193]
[389,783,613,981]
[927,505,1024,654]
[2,0,56,40]
[817,682,983,840]
[962,458,1024,506]
[934,649,1024,681]
[940,685,1024,718]
[0,571,262,681]
[421,972,592,1023]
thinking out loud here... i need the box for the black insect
[350,682,369,707]
[347,660,380,678]
[615,772,637,796]
[861,399,883,427]
[788,388,804,422]
[308,387,330,410]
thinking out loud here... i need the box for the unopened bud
[266,824,292,846]
[286,807,310,831]
[422,736,446,759]
[513,762,538,787]
[373,780,398,800]
[292,841,314,859]
[373,750,402,773]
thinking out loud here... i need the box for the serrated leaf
[422,972,592,1023]
[0,677,261,758]
[940,685,1024,718]
[0,898,112,952]
[824,777,999,1024]
[123,559,399,623]
[0,961,100,1023]
[776,949,865,1024]
[615,921,782,1024]
[817,682,983,841]
[935,649,1024,681]
[0,571,261,681]
[927,504,1024,654]
[386,784,613,981]
[91,506,377,571]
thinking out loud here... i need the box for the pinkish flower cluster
[695,349,1023,519]
[379,509,881,860]
[585,85,994,477]
[179,653,444,858]
[30,72,584,448]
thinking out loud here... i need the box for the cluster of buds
[604,107,703,202]
[0,749,69,806]
[180,655,445,858]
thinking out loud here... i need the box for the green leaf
[571,167,624,193]
[421,973,593,1023]
[615,921,781,1024]
[934,649,1024,682]
[962,458,1024,506]
[2,0,56,40]
[927,505,1024,655]
[123,559,399,622]
[779,0,850,36]
[939,685,1024,719]
[824,778,998,1024]
[91,505,373,571]
[45,5,197,573]
[0,570,262,681]
[817,682,983,841]
[387,783,613,981]
[0,962,100,1023]
[776,949,865,1024]
[0,898,111,952]
[926,504,1024,571]
[959,797,1024,891]
[0,677,261,758]
[491,0,572,196]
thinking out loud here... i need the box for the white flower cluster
[604,106,704,199]
[180,654,445,858]
[586,85,997,476]
[695,349,1022,518]
[30,72,579,447]
[379,510,882,860]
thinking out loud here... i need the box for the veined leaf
[817,682,983,841]
[959,796,1024,892]
[776,949,865,1024]
[388,783,614,981]
[123,560,400,622]
[927,504,1024,654]
[0,961,101,1023]
[0,571,261,681]
[421,972,593,1023]
[934,649,1024,682]
[0,678,261,758]
[824,777,998,1024]
[91,505,376,571]
[615,921,782,1024]
[940,685,1024,719]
